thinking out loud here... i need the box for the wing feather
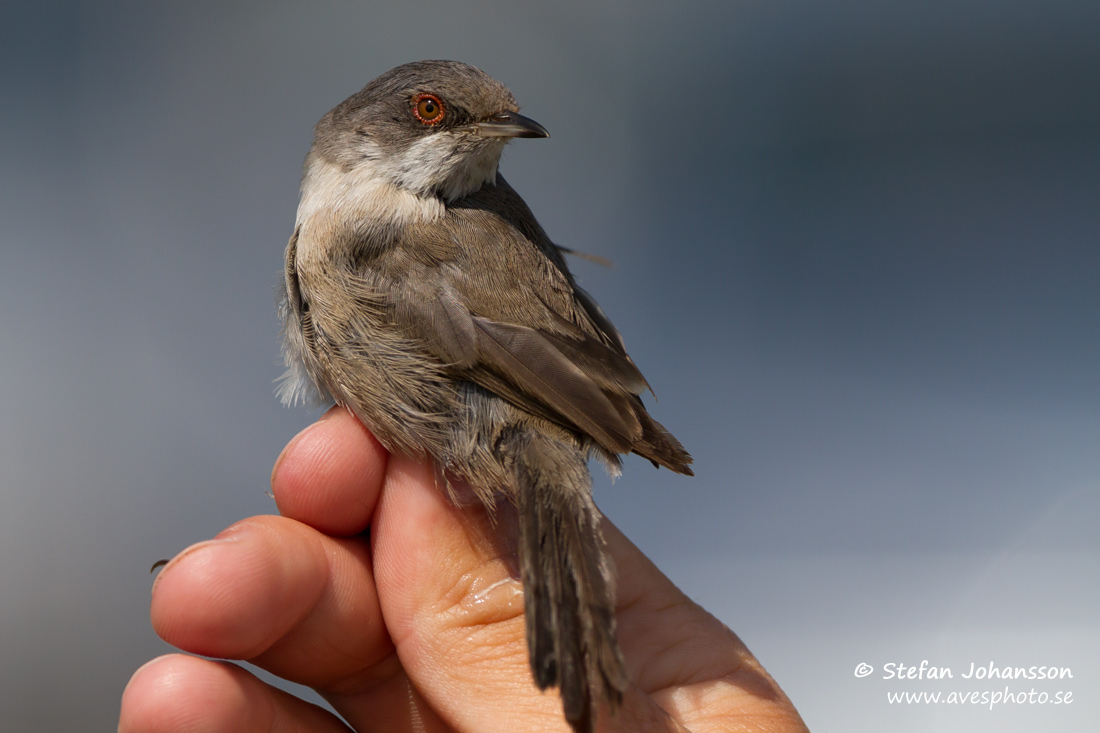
[362,177,692,472]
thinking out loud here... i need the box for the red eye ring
[413,93,445,125]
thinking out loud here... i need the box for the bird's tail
[506,430,628,733]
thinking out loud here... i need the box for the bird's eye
[413,93,445,125]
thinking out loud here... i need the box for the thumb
[370,453,573,730]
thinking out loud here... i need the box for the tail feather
[510,431,627,733]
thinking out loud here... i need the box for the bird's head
[310,60,548,202]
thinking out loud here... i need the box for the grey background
[3,1,1098,730]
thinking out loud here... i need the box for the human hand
[120,407,808,732]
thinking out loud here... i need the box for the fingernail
[150,529,252,596]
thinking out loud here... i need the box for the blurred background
[3,1,1098,730]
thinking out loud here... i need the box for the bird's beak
[473,111,550,139]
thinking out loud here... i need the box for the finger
[150,516,394,691]
[271,406,388,536]
[119,654,349,733]
[606,521,808,732]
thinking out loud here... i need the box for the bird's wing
[362,181,690,472]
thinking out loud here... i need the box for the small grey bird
[278,60,692,732]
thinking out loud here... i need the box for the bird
[278,59,692,732]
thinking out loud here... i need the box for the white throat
[388,133,507,201]
[295,153,446,236]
